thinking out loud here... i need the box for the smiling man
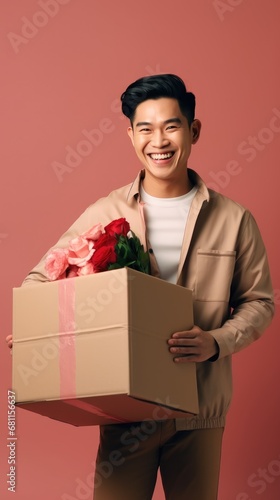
[127,97,200,197]
[93,74,273,499]
[6,74,274,499]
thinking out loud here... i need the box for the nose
[150,130,169,148]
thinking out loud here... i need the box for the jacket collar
[127,170,145,201]
[188,168,210,203]
[127,168,210,203]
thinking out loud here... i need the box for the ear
[190,119,202,144]
[127,126,135,147]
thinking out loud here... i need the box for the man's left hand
[167,325,219,363]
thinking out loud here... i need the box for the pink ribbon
[57,278,131,423]
[58,279,76,398]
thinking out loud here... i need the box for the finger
[168,338,197,346]
[171,331,196,339]
[170,346,197,355]
[6,335,12,342]
[173,354,197,363]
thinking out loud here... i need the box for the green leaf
[111,232,150,275]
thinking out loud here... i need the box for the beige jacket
[23,169,274,429]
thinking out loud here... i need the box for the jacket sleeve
[210,210,275,359]
[22,204,97,286]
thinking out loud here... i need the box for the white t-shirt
[140,185,197,284]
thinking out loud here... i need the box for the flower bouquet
[45,218,150,281]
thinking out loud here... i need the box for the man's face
[127,97,201,189]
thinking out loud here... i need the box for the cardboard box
[12,268,198,426]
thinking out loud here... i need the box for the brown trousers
[93,419,224,500]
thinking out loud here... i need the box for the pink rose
[45,248,69,281]
[67,265,79,278]
[82,223,103,241]
[68,236,94,267]
[77,262,94,276]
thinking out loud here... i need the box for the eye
[139,128,151,132]
[166,125,178,130]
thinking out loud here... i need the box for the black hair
[121,74,196,126]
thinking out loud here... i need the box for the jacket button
[149,248,153,254]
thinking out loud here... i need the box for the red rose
[94,233,117,250]
[104,218,130,237]
[92,245,117,272]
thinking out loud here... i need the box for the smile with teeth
[149,152,175,160]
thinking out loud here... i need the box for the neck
[142,171,192,198]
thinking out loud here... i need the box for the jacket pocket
[195,249,236,302]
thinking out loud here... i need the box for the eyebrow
[135,117,182,128]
